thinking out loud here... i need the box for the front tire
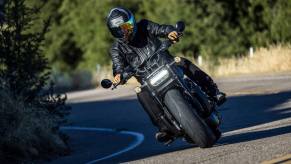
[164,89,216,148]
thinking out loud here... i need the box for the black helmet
[106,7,137,42]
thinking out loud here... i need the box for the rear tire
[164,89,216,148]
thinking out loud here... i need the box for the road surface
[47,73,291,164]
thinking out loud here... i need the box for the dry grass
[208,45,291,77]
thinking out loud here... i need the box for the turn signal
[135,87,141,93]
[174,57,181,63]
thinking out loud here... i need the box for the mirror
[101,79,112,89]
[175,21,185,32]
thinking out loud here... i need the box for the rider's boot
[206,82,227,106]
[155,131,173,144]
[214,91,226,106]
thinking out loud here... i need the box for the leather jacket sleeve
[110,41,125,76]
[142,19,176,37]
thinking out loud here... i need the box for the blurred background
[25,0,291,90]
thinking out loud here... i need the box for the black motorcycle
[101,21,222,148]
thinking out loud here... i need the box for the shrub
[0,82,70,162]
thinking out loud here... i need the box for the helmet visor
[110,16,135,39]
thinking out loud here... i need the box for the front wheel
[164,89,216,148]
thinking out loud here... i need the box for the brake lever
[178,33,183,38]
[111,82,120,90]
[173,33,183,42]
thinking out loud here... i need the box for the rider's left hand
[168,31,179,43]
[113,74,121,85]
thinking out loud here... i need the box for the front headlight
[149,69,169,86]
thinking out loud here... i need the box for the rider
[106,7,226,142]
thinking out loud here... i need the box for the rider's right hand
[113,74,121,85]
[168,31,179,43]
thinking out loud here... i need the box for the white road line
[60,126,144,164]
[223,117,291,137]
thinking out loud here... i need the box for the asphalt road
[47,73,291,164]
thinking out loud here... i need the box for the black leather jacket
[109,19,175,76]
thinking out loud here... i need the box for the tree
[41,0,143,72]
[0,0,51,98]
[23,0,291,74]
[0,0,70,161]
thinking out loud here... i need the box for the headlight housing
[149,69,169,86]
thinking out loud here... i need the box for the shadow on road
[219,90,291,132]
[66,90,291,163]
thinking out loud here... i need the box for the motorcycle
[101,21,222,148]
